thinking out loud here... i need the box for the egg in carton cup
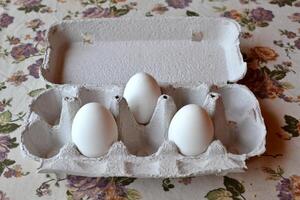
[21,17,266,178]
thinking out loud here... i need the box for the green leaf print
[281,115,299,138]
[126,188,142,200]
[0,123,20,134]
[0,159,16,176]
[28,88,45,97]
[269,70,286,80]
[0,82,6,91]
[0,111,12,124]
[0,163,4,176]
[186,10,200,16]
[284,115,299,126]
[224,176,245,197]
[28,84,52,97]
[0,111,23,133]
[7,137,18,149]
[205,188,233,200]
[2,159,15,166]
[162,178,175,191]
[115,177,136,186]
[280,82,294,89]
[205,177,246,199]
[110,6,129,17]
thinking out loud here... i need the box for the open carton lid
[42,17,247,86]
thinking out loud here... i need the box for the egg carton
[21,17,266,177]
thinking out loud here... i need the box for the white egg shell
[168,104,214,156]
[72,103,118,157]
[123,72,161,124]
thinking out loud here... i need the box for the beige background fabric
[0,0,300,199]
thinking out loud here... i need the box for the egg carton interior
[21,83,265,178]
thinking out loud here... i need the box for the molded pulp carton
[21,17,266,178]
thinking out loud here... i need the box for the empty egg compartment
[22,89,65,160]
[216,84,266,157]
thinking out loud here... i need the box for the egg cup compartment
[21,17,266,177]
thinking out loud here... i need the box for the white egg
[168,104,214,156]
[72,102,118,157]
[123,72,161,124]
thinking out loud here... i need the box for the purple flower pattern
[27,58,42,78]
[66,176,137,200]
[10,43,38,62]
[14,0,50,13]
[276,178,293,200]
[0,13,14,30]
[34,30,46,42]
[82,7,111,18]
[219,7,274,31]
[251,7,274,21]
[67,176,111,199]
[166,0,192,8]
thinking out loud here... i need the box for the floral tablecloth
[1,0,300,199]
